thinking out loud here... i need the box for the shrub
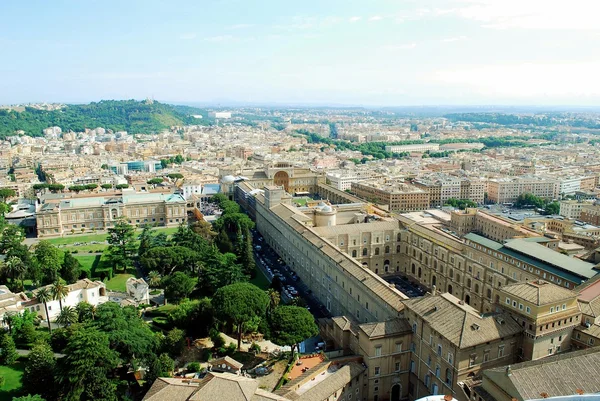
[250,342,261,353]
[209,328,225,349]
[187,362,201,373]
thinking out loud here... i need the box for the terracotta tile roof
[359,318,412,339]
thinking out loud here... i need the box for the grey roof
[501,280,578,305]
[296,362,365,401]
[504,239,598,279]
[403,293,523,348]
[465,233,598,282]
[464,233,504,250]
[359,318,412,339]
[209,356,244,369]
[482,347,600,401]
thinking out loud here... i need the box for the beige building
[496,280,580,360]
[234,180,600,401]
[351,180,430,212]
[559,200,592,219]
[404,293,522,401]
[487,178,559,204]
[36,192,187,237]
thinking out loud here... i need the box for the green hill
[0,100,210,138]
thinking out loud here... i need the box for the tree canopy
[270,306,319,353]
[212,283,269,350]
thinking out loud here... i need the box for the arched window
[352,250,357,258]
[445,368,452,386]
[385,245,390,254]
[467,278,472,288]
[418,267,422,278]
[411,264,416,274]
[434,260,437,269]
[456,274,461,282]
[465,294,471,305]
[397,233,401,241]
[374,247,380,256]
[396,245,401,253]
[448,284,453,294]
[449,269,454,279]
[432,276,436,287]
[475,284,479,294]
[362,248,368,256]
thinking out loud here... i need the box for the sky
[1,0,599,106]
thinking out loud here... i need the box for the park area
[0,358,25,401]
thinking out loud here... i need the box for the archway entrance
[273,171,290,192]
[465,294,471,305]
[391,384,401,401]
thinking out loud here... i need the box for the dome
[321,205,333,213]
[221,175,236,184]
[318,201,327,207]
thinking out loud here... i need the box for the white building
[28,279,108,321]
[558,177,582,196]
[385,143,440,153]
[182,181,203,199]
[208,111,232,119]
[326,170,383,191]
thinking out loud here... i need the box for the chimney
[444,395,453,401]
[506,365,512,376]
[432,285,437,296]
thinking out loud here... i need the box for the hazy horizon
[1,0,599,106]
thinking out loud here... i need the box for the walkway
[17,349,65,358]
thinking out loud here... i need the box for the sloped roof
[359,318,412,339]
[190,372,258,401]
[142,378,199,401]
[403,293,522,348]
[501,280,577,305]
[482,347,600,401]
[210,356,244,369]
[296,362,365,401]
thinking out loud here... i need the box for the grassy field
[47,226,179,252]
[250,266,271,290]
[105,273,135,292]
[0,360,25,401]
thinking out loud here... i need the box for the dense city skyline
[1,0,598,106]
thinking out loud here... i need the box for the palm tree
[55,306,77,327]
[2,311,16,333]
[35,287,53,333]
[50,281,69,312]
[75,301,96,323]
[147,271,162,288]
[4,256,26,288]
[266,289,280,318]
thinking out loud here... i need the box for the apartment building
[36,192,187,237]
[487,178,559,204]
[450,209,542,243]
[580,204,600,225]
[559,200,593,219]
[351,180,430,212]
[412,175,484,208]
[326,170,384,191]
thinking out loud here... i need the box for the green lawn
[105,273,135,292]
[47,226,179,252]
[250,266,271,290]
[73,255,98,271]
[0,360,25,401]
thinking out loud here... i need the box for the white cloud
[451,0,600,30]
[179,33,197,40]
[441,35,467,42]
[382,43,417,50]
[428,61,600,97]
[368,16,383,22]
[349,16,361,23]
